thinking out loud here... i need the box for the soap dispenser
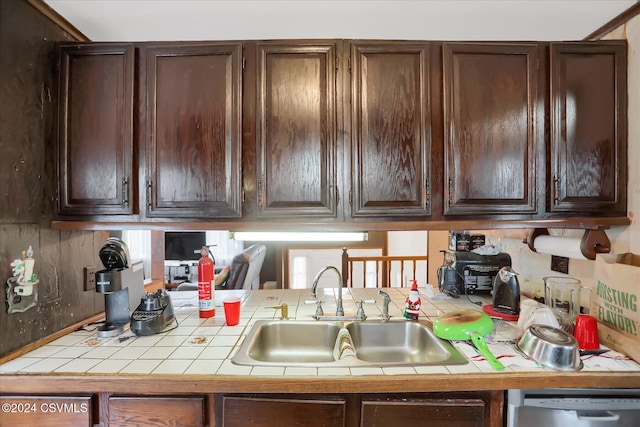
[404,280,421,320]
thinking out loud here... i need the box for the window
[288,248,383,289]
[364,260,377,287]
[121,230,151,281]
[291,256,307,289]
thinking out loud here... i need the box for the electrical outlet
[84,266,99,291]
[550,255,569,274]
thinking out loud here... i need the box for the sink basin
[245,320,340,364]
[232,319,468,367]
[346,320,467,365]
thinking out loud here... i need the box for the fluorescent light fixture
[232,232,368,242]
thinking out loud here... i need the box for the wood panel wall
[0,0,107,357]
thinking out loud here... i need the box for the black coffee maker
[95,238,133,337]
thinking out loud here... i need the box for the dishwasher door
[507,388,640,427]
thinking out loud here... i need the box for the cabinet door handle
[425,178,431,210]
[146,181,152,207]
[336,187,340,206]
[257,177,263,209]
[553,175,560,204]
[448,177,454,207]
[122,177,129,206]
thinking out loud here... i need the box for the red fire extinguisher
[198,246,215,318]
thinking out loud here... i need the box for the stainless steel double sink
[232,319,468,367]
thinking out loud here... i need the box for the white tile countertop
[1,288,638,377]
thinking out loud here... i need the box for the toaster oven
[437,250,511,298]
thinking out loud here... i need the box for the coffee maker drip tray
[97,322,127,338]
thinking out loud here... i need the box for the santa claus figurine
[404,280,421,320]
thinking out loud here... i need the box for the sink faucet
[310,266,344,317]
[378,290,391,321]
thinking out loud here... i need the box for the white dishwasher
[507,388,640,427]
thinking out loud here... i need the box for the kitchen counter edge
[1,371,639,395]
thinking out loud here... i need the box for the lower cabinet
[0,395,93,427]
[0,391,502,426]
[107,396,205,427]
[360,392,500,427]
[216,394,347,427]
[215,392,503,427]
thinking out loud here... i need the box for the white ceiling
[43,0,637,42]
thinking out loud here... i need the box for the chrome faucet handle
[314,300,324,317]
[378,290,391,321]
[356,300,367,320]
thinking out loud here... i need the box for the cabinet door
[360,394,499,427]
[0,395,92,426]
[549,42,627,214]
[58,44,134,216]
[219,395,346,427]
[108,396,204,427]
[143,44,242,218]
[443,43,539,215]
[350,42,432,217]
[255,42,339,218]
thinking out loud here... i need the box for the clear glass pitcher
[543,276,590,331]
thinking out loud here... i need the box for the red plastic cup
[223,298,241,326]
[573,314,600,350]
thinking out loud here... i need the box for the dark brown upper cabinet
[349,41,432,218]
[142,43,243,218]
[54,39,628,228]
[252,41,340,218]
[57,43,135,216]
[549,42,627,215]
[443,43,540,216]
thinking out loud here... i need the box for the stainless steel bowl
[517,324,583,371]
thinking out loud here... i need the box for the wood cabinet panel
[443,43,539,215]
[108,396,204,427]
[219,395,346,427]
[350,42,432,217]
[549,42,627,214]
[255,42,339,218]
[360,392,502,427]
[57,44,134,216]
[0,395,92,427]
[53,39,628,226]
[143,43,243,218]
[361,398,485,427]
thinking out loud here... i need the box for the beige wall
[428,231,449,285]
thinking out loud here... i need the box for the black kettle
[492,266,520,315]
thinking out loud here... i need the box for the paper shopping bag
[592,253,640,361]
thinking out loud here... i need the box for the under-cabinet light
[231,232,368,242]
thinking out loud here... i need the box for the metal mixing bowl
[517,324,583,371]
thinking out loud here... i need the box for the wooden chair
[341,248,428,288]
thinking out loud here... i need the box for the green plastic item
[433,309,505,371]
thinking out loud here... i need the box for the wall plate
[550,255,569,274]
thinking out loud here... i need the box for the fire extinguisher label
[199,300,214,310]
[198,281,214,310]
